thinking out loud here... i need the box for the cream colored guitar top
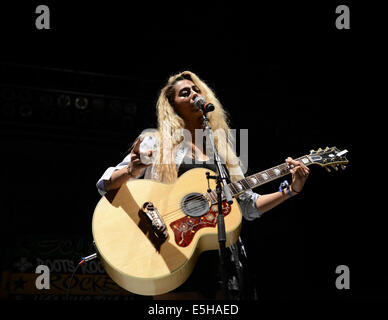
[92,168,241,296]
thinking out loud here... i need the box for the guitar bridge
[141,202,168,240]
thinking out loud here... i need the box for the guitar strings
[162,167,301,222]
[162,159,305,216]
[163,203,229,224]
[160,198,217,222]
[162,197,229,223]
[148,187,237,222]
[162,193,218,215]
[141,158,314,223]
[144,167,273,219]
[143,168,281,221]
[155,193,215,215]
[146,162,295,221]
[163,202,212,221]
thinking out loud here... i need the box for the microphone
[193,96,215,113]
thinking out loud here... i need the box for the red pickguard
[169,202,232,247]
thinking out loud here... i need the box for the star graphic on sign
[13,276,28,291]
[14,257,33,272]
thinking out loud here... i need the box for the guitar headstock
[308,147,349,172]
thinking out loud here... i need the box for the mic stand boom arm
[202,112,233,299]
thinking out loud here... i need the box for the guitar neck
[228,155,313,197]
[207,145,350,203]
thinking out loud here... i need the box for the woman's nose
[191,90,199,101]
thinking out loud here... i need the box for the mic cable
[65,253,98,301]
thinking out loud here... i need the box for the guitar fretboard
[206,155,312,203]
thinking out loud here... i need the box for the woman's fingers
[132,137,143,154]
[131,150,153,167]
[286,157,310,177]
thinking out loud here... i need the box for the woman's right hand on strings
[127,138,153,177]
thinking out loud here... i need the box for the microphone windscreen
[193,96,205,108]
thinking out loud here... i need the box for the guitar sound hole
[181,193,210,217]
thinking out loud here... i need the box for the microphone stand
[202,111,233,299]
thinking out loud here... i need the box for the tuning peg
[325,167,331,173]
[341,165,347,170]
[317,148,322,153]
[324,147,330,151]
[310,149,316,154]
[331,165,338,171]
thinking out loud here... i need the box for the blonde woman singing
[96,71,309,299]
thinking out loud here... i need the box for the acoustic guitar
[92,147,348,295]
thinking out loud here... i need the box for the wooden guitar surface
[92,168,242,296]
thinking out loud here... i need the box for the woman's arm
[103,166,135,191]
[255,187,297,214]
[103,137,153,192]
[256,157,309,214]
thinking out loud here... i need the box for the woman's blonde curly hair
[141,71,243,183]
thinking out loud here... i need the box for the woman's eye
[180,87,200,97]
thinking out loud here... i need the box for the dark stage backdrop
[0,0,386,308]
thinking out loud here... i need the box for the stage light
[1,87,16,101]
[19,104,33,117]
[122,115,135,128]
[2,101,17,119]
[91,98,105,112]
[123,102,137,116]
[18,89,33,103]
[57,94,71,107]
[75,97,88,110]
[39,93,54,107]
[109,99,122,114]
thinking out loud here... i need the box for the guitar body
[92,168,242,296]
